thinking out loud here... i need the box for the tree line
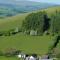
[22,10,60,35]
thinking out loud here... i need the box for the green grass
[0,6,60,59]
[0,56,19,60]
[0,34,54,55]
[0,13,28,31]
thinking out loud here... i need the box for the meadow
[0,34,54,55]
[0,6,60,60]
[0,56,19,60]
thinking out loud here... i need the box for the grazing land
[0,6,60,60]
[0,34,54,55]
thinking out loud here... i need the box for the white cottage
[29,56,36,60]
[14,27,19,33]
[25,56,38,60]
[30,30,37,36]
[18,54,21,58]
[17,53,26,59]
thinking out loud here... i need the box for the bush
[32,54,37,57]
[0,32,3,36]
[56,53,60,58]
[4,48,21,57]
[0,51,3,56]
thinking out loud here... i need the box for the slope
[0,6,60,31]
[0,6,60,55]
[0,0,56,17]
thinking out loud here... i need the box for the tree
[43,14,50,32]
[51,11,60,35]
[22,11,48,35]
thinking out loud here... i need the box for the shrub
[56,53,60,58]
[4,48,21,57]
[32,54,37,57]
[0,51,3,56]
[0,32,3,36]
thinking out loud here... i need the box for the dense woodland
[22,11,60,36]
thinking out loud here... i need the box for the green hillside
[0,6,60,60]
[0,34,54,55]
[0,13,28,31]
[0,1,55,17]
[0,6,60,31]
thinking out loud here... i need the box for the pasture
[0,6,60,60]
[0,34,54,55]
[0,56,19,60]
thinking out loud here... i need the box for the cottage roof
[30,56,34,59]
[18,54,21,58]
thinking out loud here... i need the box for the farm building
[30,30,37,36]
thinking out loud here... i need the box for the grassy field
[0,13,28,31]
[0,56,19,60]
[0,6,60,60]
[0,34,54,55]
